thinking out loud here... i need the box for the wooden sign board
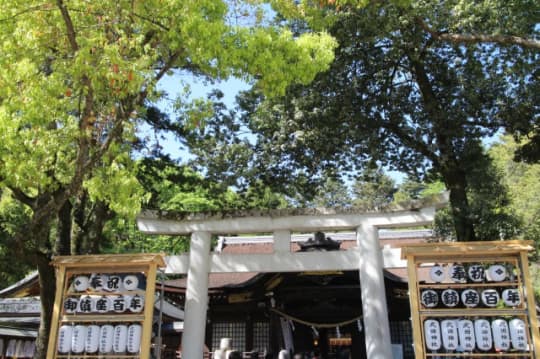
[402,240,540,358]
[46,253,165,359]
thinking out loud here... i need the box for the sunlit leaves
[0,0,337,215]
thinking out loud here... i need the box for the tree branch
[56,0,79,51]
[133,12,170,31]
[7,186,36,208]
[416,17,540,50]
[0,4,55,23]
[155,51,181,83]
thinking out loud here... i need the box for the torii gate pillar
[358,222,393,359]
[181,231,211,359]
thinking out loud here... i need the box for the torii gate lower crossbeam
[137,202,444,359]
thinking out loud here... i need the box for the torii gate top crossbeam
[136,194,447,235]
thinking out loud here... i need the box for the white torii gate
[137,197,446,359]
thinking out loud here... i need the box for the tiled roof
[165,230,433,289]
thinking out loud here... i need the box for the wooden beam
[137,207,438,235]
[401,240,534,259]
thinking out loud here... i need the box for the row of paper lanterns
[58,324,142,354]
[63,294,145,314]
[429,264,511,283]
[71,274,141,292]
[421,287,521,308]
[424,318,529,352]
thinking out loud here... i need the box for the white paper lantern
[502,288,521,307]
[481,289,500,307]
[448,264,467,283]
[492,319,511,351]
[457,319,476,351]
[104,275,123,292]
[429,265,445,283]
[441,320,459,351]
[474,319,492,351]
[77,295,95,313]
[488,264,507,282]
[113,325,128,353]
[127,324,142,353]
[99,325,114,353]
[461,288,480,308]
[123,275,140,291]
[467,264,485,282]
[63,297,79,314]
[94,296,112,313]
[441,289,460,307]
[509,318,528,351]
[421,289,439,308]
[111,295,128,313]
[72,276,89,292]
[71,325,87,354]
[423,319,441,351]
[128,294,145,313]
[57,325,72,353]
[85,325,100,353]
[89,273,108,291]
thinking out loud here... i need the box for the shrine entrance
[137,197,446,359]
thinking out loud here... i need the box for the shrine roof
[163,230,433,290]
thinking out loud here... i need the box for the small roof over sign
[50,253,166,269]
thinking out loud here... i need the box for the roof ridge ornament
[298,231,341,252]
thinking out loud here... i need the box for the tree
[0,1,336,357]
[490,136,540,249]
[430,146,521,241]
[319,0,540,49]
[310,177,353,208]
[210,1,538,241]
[0,191,33,288]
[352,167,396,210]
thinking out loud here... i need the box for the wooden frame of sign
[401,240,540,358]
[46,253,166,359]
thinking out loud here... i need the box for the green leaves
[0,0,338,218]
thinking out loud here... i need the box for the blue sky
[141,72,250,161]
[150,72,410,184]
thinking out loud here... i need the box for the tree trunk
[86,200,110,254]
[73,197,110,254]
[34,251,56,359]
[56,200,72,255]
[409,53,477,241]
[442,166,477,241]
